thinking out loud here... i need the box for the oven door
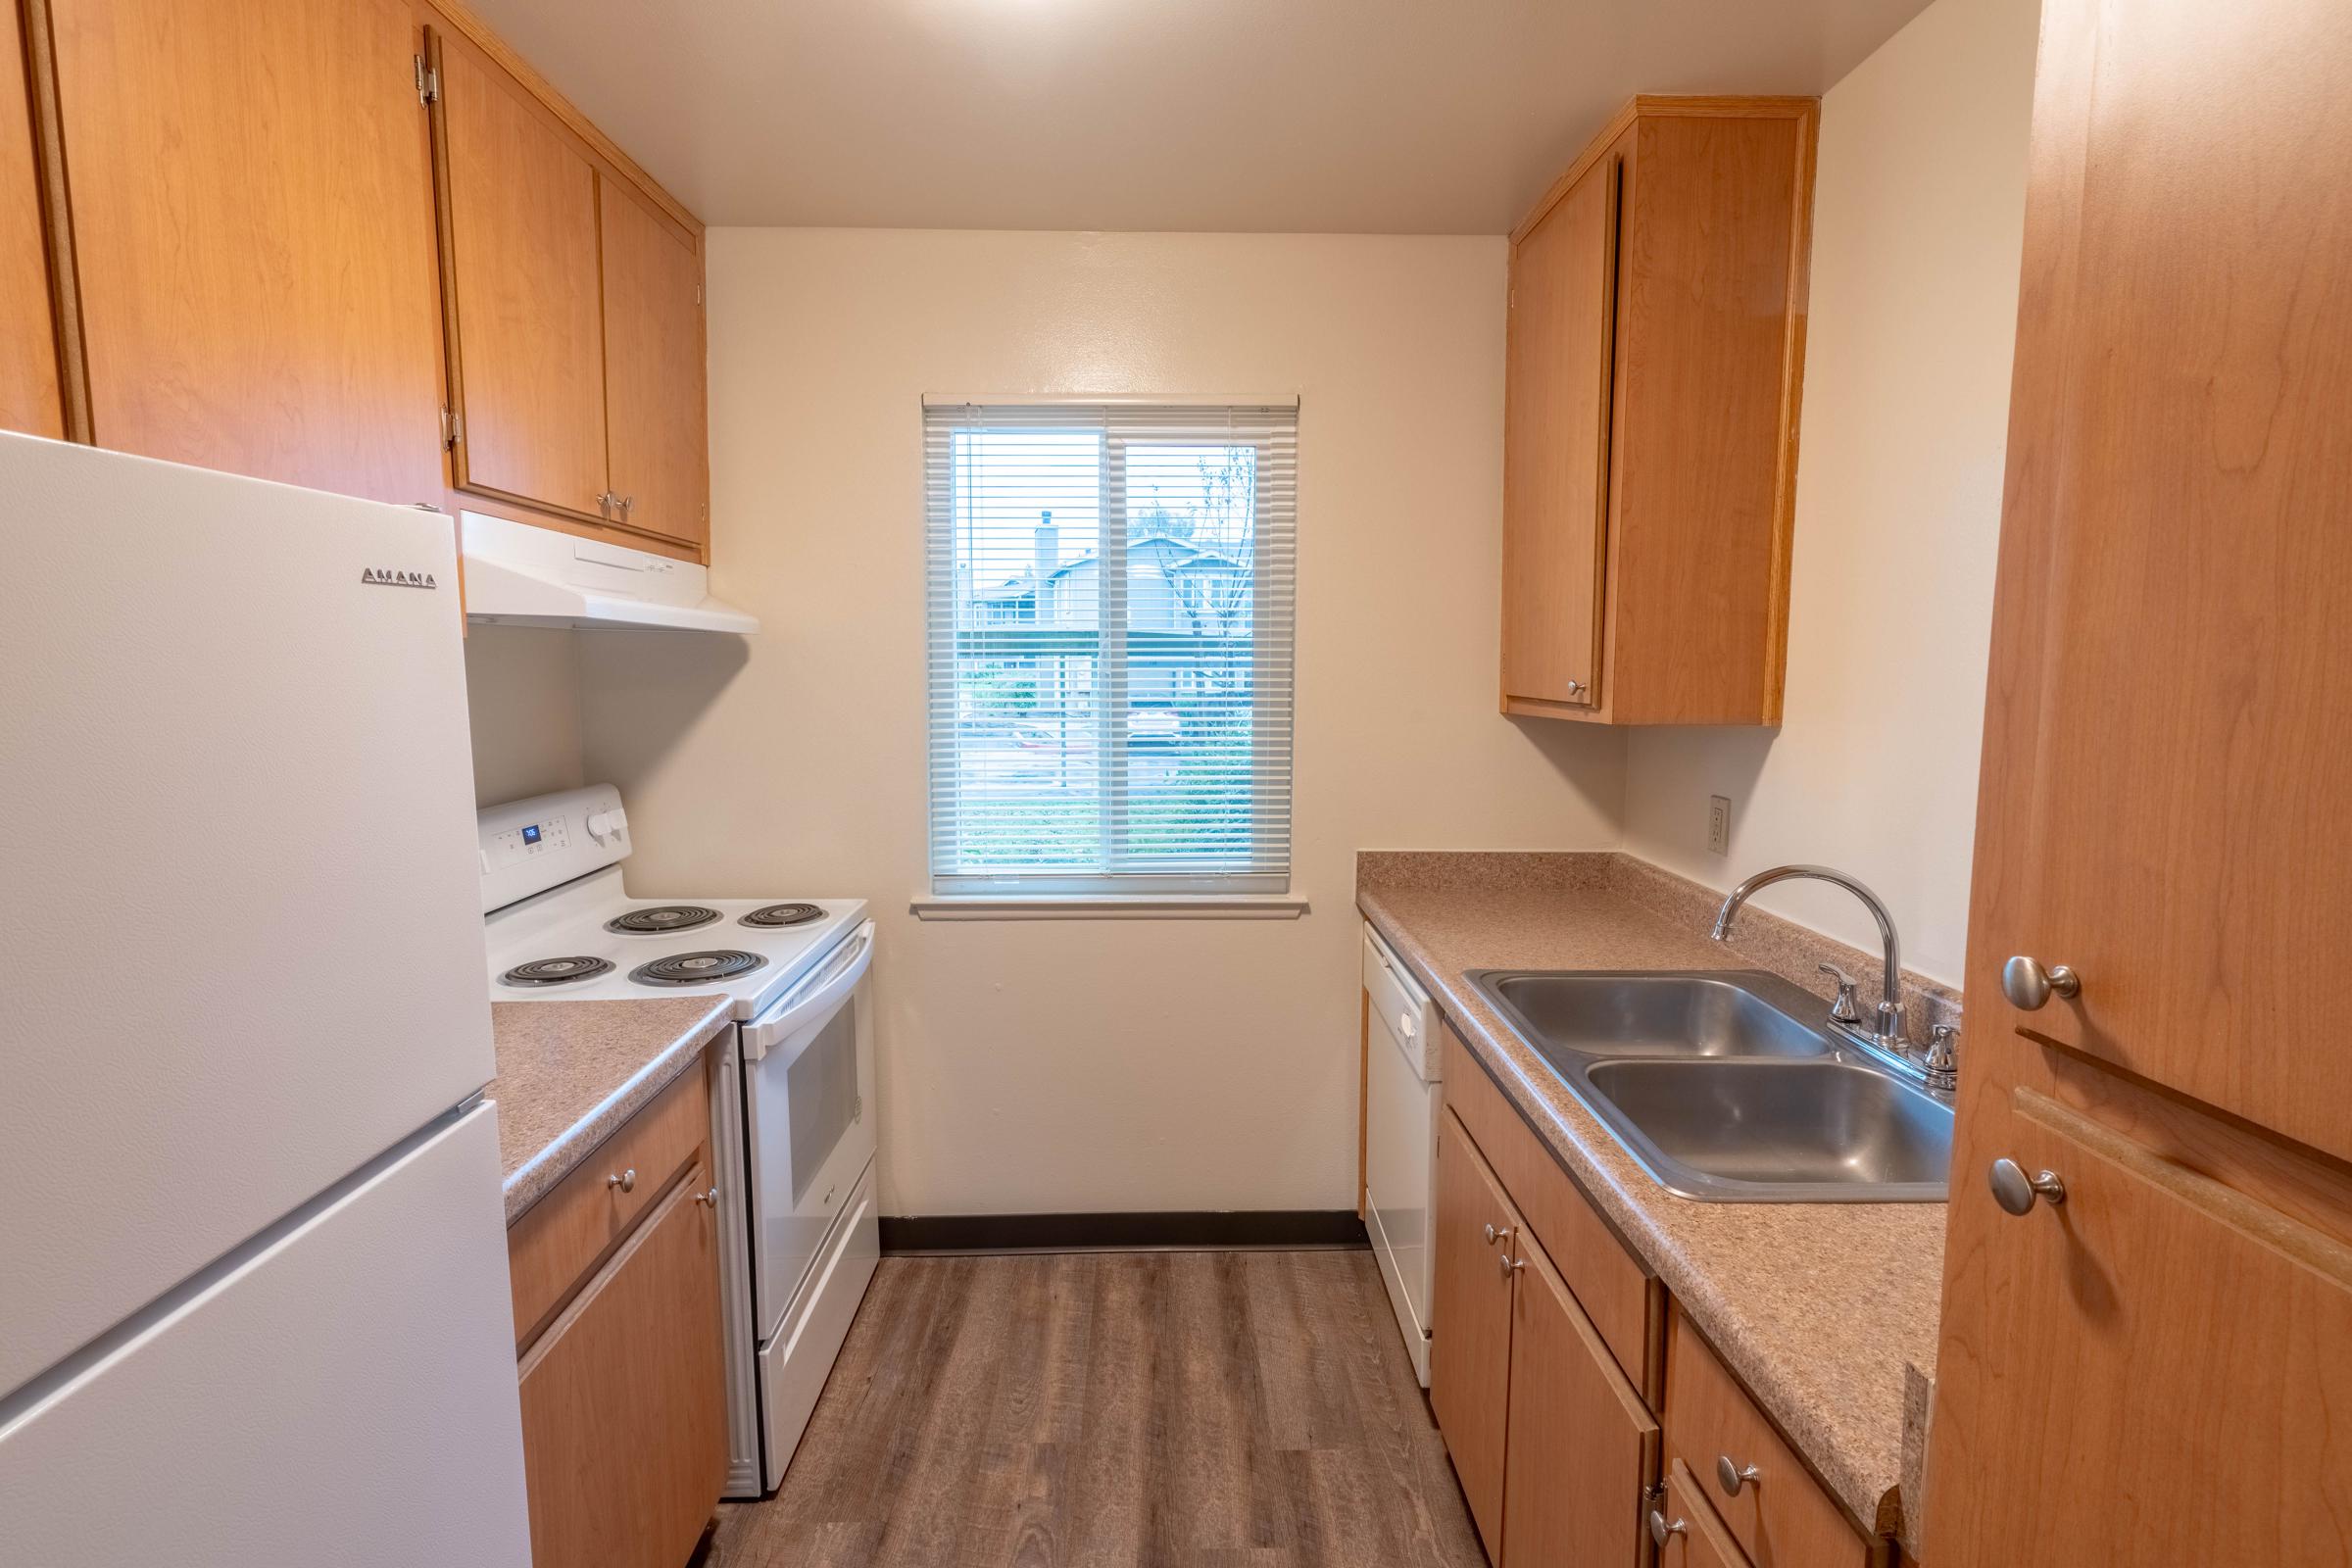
[738,920,877,1341]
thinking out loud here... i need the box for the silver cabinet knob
[607,1167,637,1194]
[1483,1222,1501,1246]
[692,1186,719,1207]
[2001,955,2081,1009]
[1989,1157,2065,1215]
[1649,1511,1688,1547]
[1716,1454,1761,1495]
[1497,1251,1525,1278]
[1565,678,1587,696]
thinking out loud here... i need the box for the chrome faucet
[1709,864,1957,1094]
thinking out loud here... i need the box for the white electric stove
[479,784,879,1497]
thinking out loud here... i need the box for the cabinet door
[1429,1108,1517,1556]
[1960,0,2352,1163]
[1501,1227,1658,1568]
[1928,1093,2352,1566]
[1500,148,1619,712]
[599,179,708,547]
[432,30,609,523]
[50,0,445,501]
[517,1166,727,1568]
[1,0,59,439]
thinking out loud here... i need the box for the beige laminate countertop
[1356,852,1945,1552]
[487,996,735,1223]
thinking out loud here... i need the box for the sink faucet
[1710,864,1908,1049]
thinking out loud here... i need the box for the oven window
[786,998,858,1200]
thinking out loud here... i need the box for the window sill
[909,894,1311,922]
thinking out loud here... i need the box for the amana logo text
[360,567,438,589]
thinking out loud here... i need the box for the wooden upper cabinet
[1429,1108,1517,1558]
[1500,1227,1658,1568]
[1928,1094,2352,1565]
[1500,145,1618,711]
[430,28,610,524]
[599,180,709,548]
[1,0,61,439]
[47,0,446,502]
[1500,97,1816,725]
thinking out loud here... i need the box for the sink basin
[1581,1059,1952,1201]
[1463,968,1952,1202]
[1477,971,1832,1061]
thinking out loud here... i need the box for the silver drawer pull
[607,1167,637,1194]
[1717,1455,1761,1495]
[1649,1511,1687,1547]
[692,1186,719,1207]
[1482,1222,1500,1246]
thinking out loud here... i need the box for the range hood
[459,511,759,634]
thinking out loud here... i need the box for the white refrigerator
[0,434,532,1564]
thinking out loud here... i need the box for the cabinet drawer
[517,1161,727,1568]
[1664,1305,1871,1567]
[508,1060,710,1348]
[1442,1021,1656,1391]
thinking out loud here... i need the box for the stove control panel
[486,813,569,871]
[475,783,630,913]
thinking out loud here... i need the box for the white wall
[463,624,585,808]
[578,229,1623,1215]
[1620,0,2041,984]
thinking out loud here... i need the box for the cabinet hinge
[414,55,439,106]
[440,407,462,451]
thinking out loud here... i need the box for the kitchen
[2,0,2345,1564]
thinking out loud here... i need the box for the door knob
[1989,1157,2065,1215]
[1649,1511,1688,1548]
[1716,1454,1761,1495]
[2001,955,2080,1009]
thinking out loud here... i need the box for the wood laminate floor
[707,1250,1489,1568]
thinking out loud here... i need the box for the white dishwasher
[1362,922,1443,1385]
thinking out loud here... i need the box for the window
[923,400,1297,897]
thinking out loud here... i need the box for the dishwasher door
[1362,925,1441,1385]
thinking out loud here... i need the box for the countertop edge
[1356,882,1917,1552]
[497,997,734,1224]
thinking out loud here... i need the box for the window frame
[921,399,1298,904]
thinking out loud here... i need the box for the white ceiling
[465,0,1937,234]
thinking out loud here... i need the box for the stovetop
[485,865,866,1020]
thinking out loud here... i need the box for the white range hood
[460,511,759,634]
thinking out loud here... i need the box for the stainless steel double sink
[1466,969,1953,1202]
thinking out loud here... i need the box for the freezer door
[0,1104,530,1567]
[0,436,495,1396]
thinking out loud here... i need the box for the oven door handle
[740,921,875,1062]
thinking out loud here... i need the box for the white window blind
[924,401,1298,896]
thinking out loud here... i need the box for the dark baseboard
[879,1208,1369,1255]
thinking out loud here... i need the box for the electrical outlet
[1707,795,1732,856]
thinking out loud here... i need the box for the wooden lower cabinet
[1433,1102,1662,1567]
[516,1161,727,1568]
[1501,1230,1658,1568]
[1430,1107,1518,1554]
